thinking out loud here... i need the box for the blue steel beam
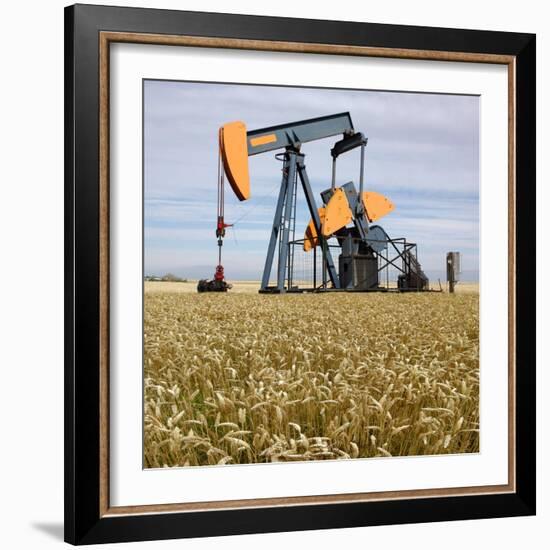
[247,112,354,156]
[260,155,291,290]
[276,153,298,291]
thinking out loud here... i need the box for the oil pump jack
[198,112,428,293]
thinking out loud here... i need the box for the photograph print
[143,80,479,469]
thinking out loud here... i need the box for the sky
[144,80,479,283]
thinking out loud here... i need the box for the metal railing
[281,234,429,292]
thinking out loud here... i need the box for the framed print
[64,4,536,545]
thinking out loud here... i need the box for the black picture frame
[65,3,536,545]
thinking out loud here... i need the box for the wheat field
[144,282,479,468]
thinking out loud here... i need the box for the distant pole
[446,251,460,293]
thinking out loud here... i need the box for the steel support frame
[260,150,340,292]
[260,154,293,290]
